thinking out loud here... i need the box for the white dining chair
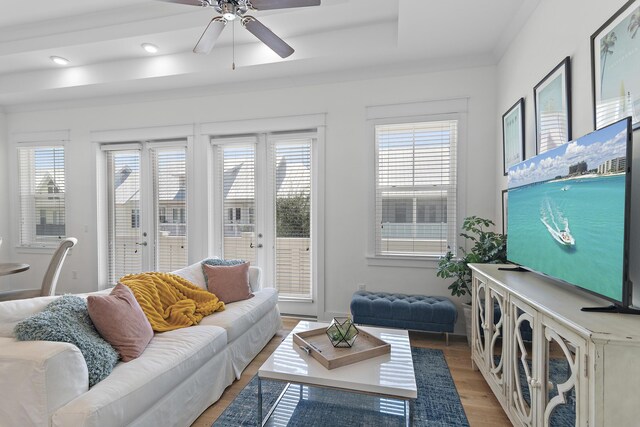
[0,237,77,302]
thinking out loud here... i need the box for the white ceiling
[0,0,539,110]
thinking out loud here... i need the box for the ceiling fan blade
[242,17,294,58]
[156,0,211,6]
[193,17,226,54]
[249,0,320,11]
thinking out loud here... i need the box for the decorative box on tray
[293,320,391,370]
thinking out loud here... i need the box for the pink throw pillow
[203,262,254,304]
[87,283,154,362]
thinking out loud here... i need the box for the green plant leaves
[436,216,507,297]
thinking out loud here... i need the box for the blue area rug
[213,347,469,426]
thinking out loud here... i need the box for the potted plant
[436,216,507,345]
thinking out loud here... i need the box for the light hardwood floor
[191,318,511,427]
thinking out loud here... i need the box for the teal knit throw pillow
[14,295,119,387]
[201,258,245,287]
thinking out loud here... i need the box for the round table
[0,263,30,276]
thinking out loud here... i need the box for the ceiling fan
[159,0,321,58]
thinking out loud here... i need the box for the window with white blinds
[375,120,457,257]
[106,149,142,285]
[18,146,66,247]
[152,147,188,271]
[271,138,312,298]
[216,142,257,264]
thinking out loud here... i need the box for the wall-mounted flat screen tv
[507,118,632,307]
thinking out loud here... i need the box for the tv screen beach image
[507,120,629,302]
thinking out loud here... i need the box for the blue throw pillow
[14,295,119,387]
[201,258,245,287]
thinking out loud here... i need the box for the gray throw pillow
[14,295,119,387]
[201,258,245,287]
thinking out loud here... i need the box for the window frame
[365,101,467,267]
[15,140,68,250]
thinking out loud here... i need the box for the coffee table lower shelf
[257,322,417,427]
[257,377,415,427]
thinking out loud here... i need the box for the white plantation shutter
[152,146,188,271]
[375,120,457,257]
[106,148,142,285]
[18,146,66,247]
[212,137,258,264]
[271,136,312,298]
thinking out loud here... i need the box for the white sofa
[0,260,281,427]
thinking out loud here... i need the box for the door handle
[135,242,148,246]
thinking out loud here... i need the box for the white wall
[496,0,640,305]
[3,65,498,331]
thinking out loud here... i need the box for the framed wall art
[502,98,525,176]
[534,56,572,154]
[591,0,640,130]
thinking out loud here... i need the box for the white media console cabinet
[469,263,640,426]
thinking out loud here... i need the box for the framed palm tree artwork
[534,57,571,154]
[591,0,640,130]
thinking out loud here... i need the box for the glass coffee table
[258,321,417,426]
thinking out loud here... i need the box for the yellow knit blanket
[119,272,225,332]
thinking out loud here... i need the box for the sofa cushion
[87,284,154,362]
[198,288,277,342]
[53,325,227,426]
[0,296,58,338]
[14,295,119,387]
[204,262,254,304]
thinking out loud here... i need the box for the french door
[104,141,188,285]
[211,132,316,316]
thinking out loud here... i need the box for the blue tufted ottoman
[350,291,458,345]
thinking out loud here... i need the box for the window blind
[214,140,257,265]
[375,120,458,257]
[152,147,188,271]
[18,146,66,247]
[106,149,142,285]
[271,137,312,298]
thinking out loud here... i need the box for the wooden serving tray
[293,326,391,370]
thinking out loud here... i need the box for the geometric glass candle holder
[325,317,359,348]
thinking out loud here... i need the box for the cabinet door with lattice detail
[487,283,508,397]
[540,316,588,427]
[471,275,488,370]
[508,296,539,427]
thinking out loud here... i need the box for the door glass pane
[107,150,142,285]
[153,147,188,271]
[274,140,311,298]
[222,145,256,264]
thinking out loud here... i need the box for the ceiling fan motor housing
[215,0,249,18]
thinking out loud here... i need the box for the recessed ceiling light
[50,56,70,66]
[141,43,159,54]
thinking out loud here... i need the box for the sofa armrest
[0,337,88,426]
[249,266,262,292]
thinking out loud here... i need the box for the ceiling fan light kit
[159,0,321,59]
